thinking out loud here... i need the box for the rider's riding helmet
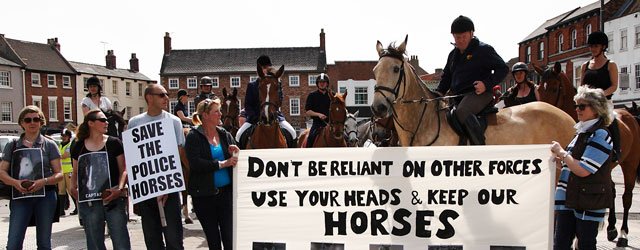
[451,15,474,34]
[200,76,213,87]
[177,89,188,100]
[511,62,529,74]
[587,31,608,50]
[86,76,102,93]
[316,73,330,89]
[257,55,272,67]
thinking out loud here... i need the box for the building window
[63,76,71,88]
[187,77,197,89]
[1,102,12,122]
[538,42,545,60]
[574,65,582,87]
[309,75,318,86]
[339,87,347,94]
[211,77,219,88]
[138,83,144,96]
[607,32,614,53]
[354,87,368,105]
[32,96,42,109]
[31,73,41,86]
[113,101,119,111]
[585,24,592,40]
[0,71,10,87]
[169,101,177,114]
[63,97,72,121]
[111,80,118,95]
[250,75,258,83]
[48,97,57,121]
[620,66,629,90]
[558,33,564,52]
[47,74,56,88]
[230,76,240,88]
[188,100,195,115]
[168,78,179,89]
[139,107,144,114]
[525,46,531,63]
[126,107,132,119]
[571,29,577,48]
[635,64,640,89]
[289,75,299,86]
[635,26,640,47]
[620,29,628,51]
[126,82,131,96]
[289,98,300,116]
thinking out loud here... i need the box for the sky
[1,0,600,81]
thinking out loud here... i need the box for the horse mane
[333,92,346,103]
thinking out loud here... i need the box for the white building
[605,10,640,107]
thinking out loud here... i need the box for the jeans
[192,186,233,250]
[139,192,184,250]
[79,197,131,250]
[7,189,57,250]
[554,210,600,250]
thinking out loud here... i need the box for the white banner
[123,118,185,204]
[235,145,555,250]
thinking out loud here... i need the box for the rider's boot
[608,118,621,162]
[462,115,485,145]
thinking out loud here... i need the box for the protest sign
[123,118,185,204]
[77,151,111,203]
[11,148,45,199]
[235,145,555,250]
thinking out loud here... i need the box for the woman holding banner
[70,109,131,250]
[0,105,62,250]
[550,86,614,249]
[185,98,239,250]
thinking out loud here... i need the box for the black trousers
[192,186,233,250]
[554,210,600,250]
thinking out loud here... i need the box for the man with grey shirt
[127,84,186,250]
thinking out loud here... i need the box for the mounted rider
[194,76,216,108]
[435,15,508,145]
[502,62,539,107]
[235,55,297,148]
[304,73,332,147]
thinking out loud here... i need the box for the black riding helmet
[451,15,474,34]
[86,76,102,94]
[511,62,529,74]
[587,31,608,49]
[200,76,213,87]
[177,89,188,99]
[316,73,330,88]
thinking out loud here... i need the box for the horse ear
[232,88,237,97]
[553,62,562,74]
[353,110,359,118]
[275,65,285,78]
[343,89,348,99]
[397,35,408,54]
[223,88,228,98]
[257,64,265,78]
[376,40,384,57]
[120,108,126,115]
[532,62,544,75]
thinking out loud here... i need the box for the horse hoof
[607,229,618,241]
[617,237,628,247]
[184,218,193,224]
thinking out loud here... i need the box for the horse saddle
[446,105,498,145]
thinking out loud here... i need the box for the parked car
[0,135,20,158]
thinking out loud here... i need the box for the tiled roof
[521,9,576,43]
[547,0,602,30]
[0,56,20,67]
[4,38,76,74]
[70,61,154,82]
[160,47,326,75]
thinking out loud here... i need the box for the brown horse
[356,116,399,147]
[371,36,576,148]
[221,87,240,137]
[246,65,288,149]
[298,91,349,147]
[535,63,640,246]
[533,62,577,121]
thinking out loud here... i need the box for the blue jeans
[7,189,57,250]
[79,197,131,250]
[192,186,232,250]
[139,192,183,250]
[554,210,600,250]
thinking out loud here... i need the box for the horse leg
[607,180,618,241]
[616,162,637,247]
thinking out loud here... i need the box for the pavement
[1,167,640,249]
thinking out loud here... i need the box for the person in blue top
[185,97,239,250]
[551,85,614,250]
[235,55,297,148]
[304,73,332,147]
[435,15,508,145]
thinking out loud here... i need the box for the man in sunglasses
[127,84,187,250]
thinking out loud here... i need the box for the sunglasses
[150,92,169,98]
[23,117,42,123]
[91,117,108,123]
[574,104,591,111]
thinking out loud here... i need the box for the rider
[304,74,332,147]
[502,62,539,107]
[236,55,297,148]
[435,15,508,145]
[81,76,113,115]
[173,89,193,127]
[194,76,216,108]
[581,31,620,161]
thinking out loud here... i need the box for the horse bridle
[344,115,358,143]
[542,69,563,107]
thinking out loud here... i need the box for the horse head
[344,110,359,146]
[329,91,348,139]
[533,62,577,120]
[372,116,397,146]
[257,64,284,124]
[221,87,240,132]
[625,101,640,117]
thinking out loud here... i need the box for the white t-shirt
[127,110,185,147]
[81,96,113,112]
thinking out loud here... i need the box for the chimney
[409,55,419,68]
[435,68,444,74]
[164,32,172,55]
[47,37,60,52]
[106,50,116,69]
[319,28,325,51]
[129,53,139,73]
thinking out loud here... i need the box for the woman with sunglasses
[551,86,614,249]
[81,76,113,115]
[70,109,131,250]
[0,105,63,249]
[185,98,239,250]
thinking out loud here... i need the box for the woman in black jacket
[185,98,239,250]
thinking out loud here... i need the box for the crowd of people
[0,14,624,249]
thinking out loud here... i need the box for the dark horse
[104,108,126,138]
[535,62,640,246]
[221,87,240,138]
[246,65,288,149]
[356,116,399,147]
[298,91,349,147]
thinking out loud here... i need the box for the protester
[0,105,62,250]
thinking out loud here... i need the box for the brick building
[160,29,328,132]
[0,35,77,133]
[0,54,23,135]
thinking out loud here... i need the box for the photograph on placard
[11,148,44,199]
[252,242,286,250]
[310,242,344,250]
[370,244,404,250]
[77,151,111,203]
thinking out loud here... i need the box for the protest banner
[123,118,185,204]
[235,145,555,250]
